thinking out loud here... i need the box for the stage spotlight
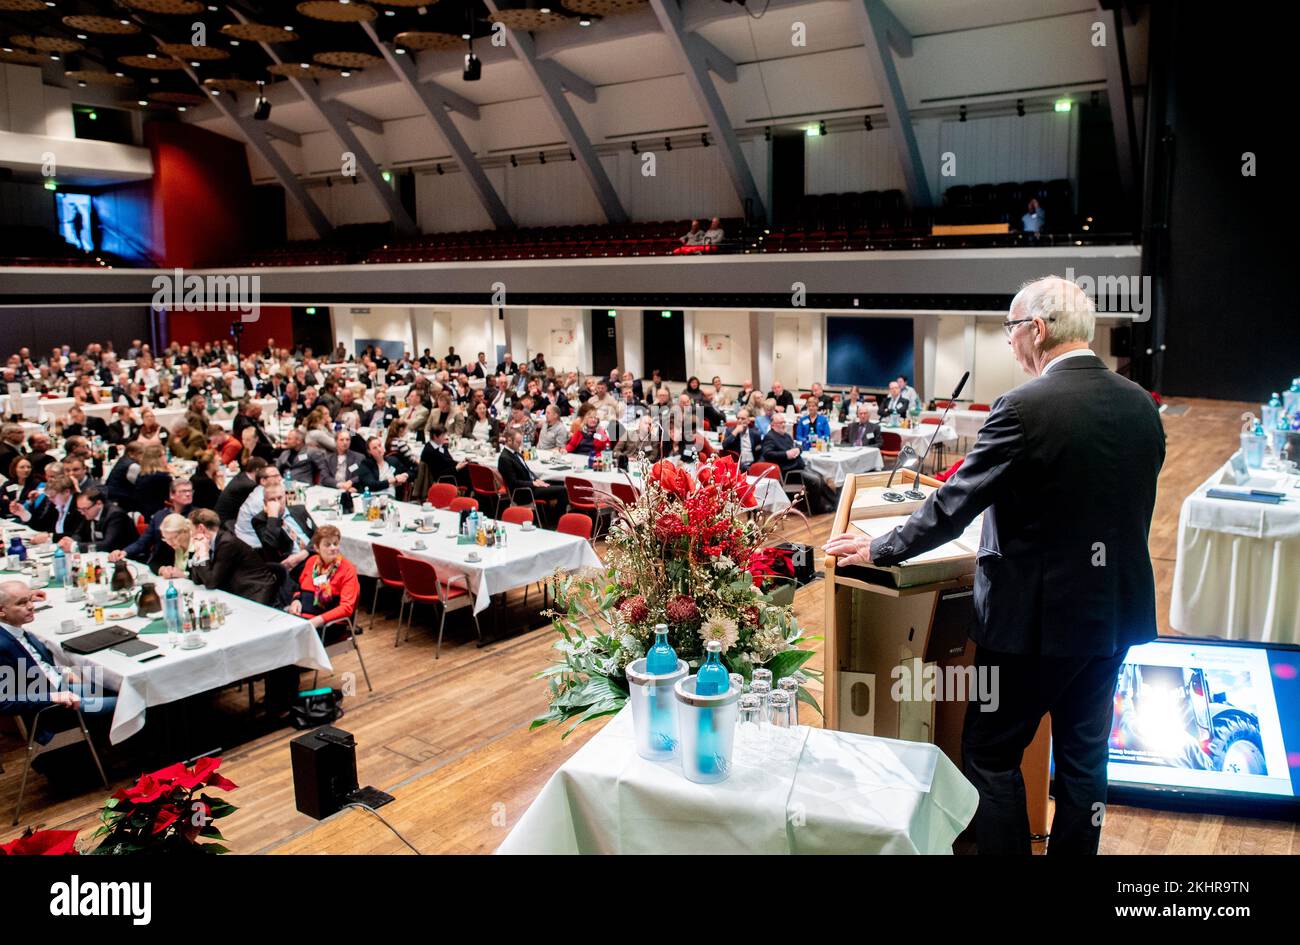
[1016,98,1025,117]
[664,137,672,151]
[538,151,546,165]
[819,119,826,136]
[959,105,967,122]
[631,141,639,154]
[864,114,873,131]
[701,132,709,147]
[463,51,480,81]
[510,154,517,168]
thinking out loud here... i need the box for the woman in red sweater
[287,524,360,628]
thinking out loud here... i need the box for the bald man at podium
[825,276,1165,855]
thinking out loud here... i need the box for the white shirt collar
[1042,348,1095,375]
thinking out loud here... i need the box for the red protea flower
[653,512,684,544]
[619,594,649,624]
[742,604,760,627]
[665,594,699,624]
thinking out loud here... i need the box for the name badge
[297,452,307,462]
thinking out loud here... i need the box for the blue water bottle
[7,535,26,563]
[646,623,677,675]
[51,546,67,587]
[1243,421,1267,469]
[163,581,182,647]
[694,640,731,776]
[1262,393,1282,432]
[1284,378,1300,416]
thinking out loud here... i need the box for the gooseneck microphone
[881,371,970,503]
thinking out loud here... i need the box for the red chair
[609,481,639,506]
[934,458,965,482]
[920,416,941,425]
[747,461,780,481]
[132,513,147,536]
[563,476,609,536]
[427,482,458,508]
[394,554,477,657]
[880,431,902,462]
[501,505,534,526]
[467,462,509,516]
[969,403,992,412]
[369,543,408,632]
[556,512,593,541]
[448,496,479,515]
[933,400,954,409]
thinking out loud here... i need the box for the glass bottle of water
[51,546,67,588]
[1263,393,1282,432]
[1243,421,1267,469]
[645,623,677,675]
[695,640,730,695]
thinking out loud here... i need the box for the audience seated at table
[58,404,108,441]
[843,403,882,448]
[758,412,840,514]
[112,511,192,579]
[0,423,26,471]
[767,381,796,410]
[187,507,280,607]
[463,400,501,448]
[132,444,174,519]
[10,474,78,539]
[251,477,316,604]
[354,436,409,497]
[881,380,910,418]
[498,429,569,522]
[189,450,223,510]
[104,405,138,445]
[566,409,612,456]
[2,454,37,519]
[215,456,267,524]
[62,453,98,494]
[276,428,329,486]
[321,428,364,492]
[101,440,142,509]
[722,408,764,470]
[120,478,193,564]
[536,405,570,451]
[384,419,419,481]
[794,400,832,449]
[287,525,360,636]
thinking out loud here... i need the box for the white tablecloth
[15,563,329,744]
[920,409,988,440]
[803,445,883,484]
[497,707,977,854]
[886,423,959,449]
[305,486,603,614]
[1171,460,1300,644]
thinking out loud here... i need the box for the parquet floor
[3,397,1294,855]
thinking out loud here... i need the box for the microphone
[881,443,919,502]
[904,371,970,500]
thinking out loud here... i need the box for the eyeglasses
[1002,315,1056,338]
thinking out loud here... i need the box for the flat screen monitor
[1103,637,1300,815]
[56,192,93,252]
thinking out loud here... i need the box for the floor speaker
[290,726,359,820]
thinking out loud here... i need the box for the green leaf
[795,686,824,716]
[763,648,816,680]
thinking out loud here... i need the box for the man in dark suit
[187,509,280,606]
[497,429,567,524]
[824,276,1166,855]
[721,408,764,470]
[758,412,838,513]
[766,381,795,410]
[61,406,108,442]
[420,425,469,490]
[363,390,398,431]
[120,479,193,564]
[321,429,365,491]
[250,479,317,604]
[495,352,519,377]
[466,353,488,379]
[66,485,134,553]
[214,457,268,523]
[276,428,329,486]
[18,476,81,542]
[842,403,881,448]
[880,381,909,418]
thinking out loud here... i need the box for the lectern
[823,469,1052,841]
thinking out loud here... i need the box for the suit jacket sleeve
[97,509,135,552]
[870,397,1023,566]
[191,537,233,591]
[252,511,294,559]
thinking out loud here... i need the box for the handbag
[289,686,344,730]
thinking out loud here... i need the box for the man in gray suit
[321,428,365,491]
[275,428,329,486]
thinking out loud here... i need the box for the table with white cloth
[304,486,603,615]
[36,397,76,422]
[801,444,883,484]
[887,423,958,450]
[12,562,330,745]
[920,409,988,441]
[497,707,977,854]
[1170,459,1300,644]
[513,448,793,513]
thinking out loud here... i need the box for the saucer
[520,523,536,532]
[180,636,207,650]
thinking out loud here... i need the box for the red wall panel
[165,306,292,356]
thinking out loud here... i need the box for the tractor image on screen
[1111,664,1268,777]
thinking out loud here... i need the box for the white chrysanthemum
[698,614,740,653]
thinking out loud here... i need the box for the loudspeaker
[290,725,358,820]
[1110,325,1132,358]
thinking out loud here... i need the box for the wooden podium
[823,469,1052,842]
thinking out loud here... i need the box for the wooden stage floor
[2,397,1295,855]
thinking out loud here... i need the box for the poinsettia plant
[91,756,238,855]
[533,454,821,736]
[0,827,81,855]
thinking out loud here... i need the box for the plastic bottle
[1284,378,1300,416]
[7,535,27,563]
[1263,393,1283,432]
[645,623,677,675]
[51,546,67,587]
[163,581,182,647]
[1242,421,1267,469]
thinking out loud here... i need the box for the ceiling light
[461,32,470,39]
[701,132,709,147]
[44,179,57,191]
[137,99,147,106]
[664,137,672,151]
[381,170,392,182]
[606,309,616,317]
[191,61,200,67]
[146,53,157,59]
[254,94,271,120]
[396,47,405,54]
[864,115,873,131]
[958,104,967,122]
[87,110,96,120]
[50,54,59,61]
[539,6,550,12]
[178,106,187,112]
[77,80,86,87]
[1054,98,1072,112]
[120,19,130,25]
[341,70,351,77]
[805,124,819,137]
[211,89,220,96]
[579,15,592,26]
[631,141,638,154]
[115,71,124,77]
[229,39,240,46]
[76,33,87,40]
[384,8,395,14]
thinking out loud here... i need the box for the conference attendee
[104,405,138,446]
[586,382,618,423]
[184,394,211,436]
[495,352,519,377]
[881,380,909,418]
[134,408,168,448]
[809,382,835,414]
[169,421,207,461]
[843,403,882,448]
[63,485,135,553]
[208,428,244,467]
[0,579,118,747]
[794,400,832,449]
[710,376,732,407]
[614,415,659,462]
[233,401,275,456]
[823,275,1166,856]
[112,511,192,579]
[699,390,726,432]
[424,392,463,438]
[25,431,56,481]
[302,406,336,453]
[536,405,570,452]
[703,216,725,245]
[251,478,316,600]
[767,381,795,410]
[0,423,25,471]
[276,428,328,486]
[566,409,612,456]
[721,408,763,470]
[187,508,280,606]
[466,352,488,379]
[287,525,360,632]
[530,352,547,373]
[503,401,536,446]
[498,429,567,522]
[364,389,398,430]
[120,478,193,565]
[684,376,705,403]
[487,375,514,417]
[679,219,704,245]
[322,429,364,491]
[214,456,268,524]
[838,385,865,422]
[102,440,143,509]
[61,455,98,494]
[419,424,469,493]
[12,475,79,540]
[151,374,176,408]
[132,444,174,519]
[400,389,429,435]
[758,412,839,514]
[896,375,920,408]
[444,346,461,369]
[59,405,108,441]
[354,436,408,497]
[463,400,500,448]
[189,451,224,510]
[1021,197,1046,234]
[384,419,418,480]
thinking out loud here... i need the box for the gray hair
[1010,275,1096,348]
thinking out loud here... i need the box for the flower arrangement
[533,455,820,735]
[92,756,239,855]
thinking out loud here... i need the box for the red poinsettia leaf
[151,808,179,835]
[0,829,81,856]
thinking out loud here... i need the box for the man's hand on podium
[824,532,873,568]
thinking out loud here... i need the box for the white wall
[690,310,753,386]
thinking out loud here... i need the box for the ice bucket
[625,657,688,761]
[673,674,741,784]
